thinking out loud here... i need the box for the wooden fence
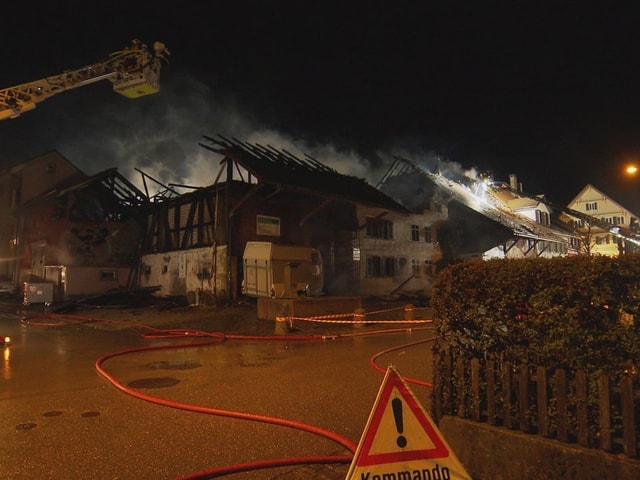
[432,349,640,458]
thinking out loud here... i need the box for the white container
[242,242,323,299]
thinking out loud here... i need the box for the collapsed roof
[54,168,149,208]
[21,168,149,217]
[198,134,408,212]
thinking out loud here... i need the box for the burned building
[0,152,84,282]
[0,151,148,300]
[137,135,445,303]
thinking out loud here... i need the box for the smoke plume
[49,69,395,196]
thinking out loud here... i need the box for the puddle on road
[128,377,180,389]
[43,410,63,417]
[15,423,37,431]
[142,360,201,370]
[236,346,289,367]
[15,409,101,431]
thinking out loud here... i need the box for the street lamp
[626,164,638,176]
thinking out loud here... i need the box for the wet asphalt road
[0,302,435,480]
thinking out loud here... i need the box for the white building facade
[355,204,447,298]
[564,184,639,256]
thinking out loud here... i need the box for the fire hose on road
[21,311,435,479]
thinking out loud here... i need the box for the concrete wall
[439,416,640,480]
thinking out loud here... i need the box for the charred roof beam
[199,134,408,212]
[298,198,334,226]
[229,183,265,217]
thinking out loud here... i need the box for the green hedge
[431,255,640,376]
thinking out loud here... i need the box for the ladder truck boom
[0,39,170,120]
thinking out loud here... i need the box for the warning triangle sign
[345,365,471,480]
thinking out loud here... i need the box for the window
[586,202,598,211]
[352,236,361,261]
[100,270,118,281]
[366,218,393,239]
[411,225,420,241]
[424,227,432,243]
[411,259,420,275]
[383,257,397,276]
[11,187,20,208]
[535,210,550,226]
[366,256,398,277]
[424,259,433,275]
[367,256,381,277]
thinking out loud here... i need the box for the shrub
[431,255,640,377]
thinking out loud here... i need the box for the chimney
[509,174,521,193]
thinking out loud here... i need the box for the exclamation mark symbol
[392,398,407,448]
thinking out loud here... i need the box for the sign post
[345,365,471,480]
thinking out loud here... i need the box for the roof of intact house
[199,134,408,212]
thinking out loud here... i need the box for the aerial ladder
[0,39,170,120]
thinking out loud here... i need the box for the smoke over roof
[0,66,492,200]
[45,69,395,195]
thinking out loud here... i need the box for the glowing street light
[626,164,638,176]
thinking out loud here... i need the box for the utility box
[23,282,54,305]
[242,242,323,299]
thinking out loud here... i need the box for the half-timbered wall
[144,189,218,252]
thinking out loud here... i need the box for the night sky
[3,2,640,209]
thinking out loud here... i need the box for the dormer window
[535,210,550,226]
